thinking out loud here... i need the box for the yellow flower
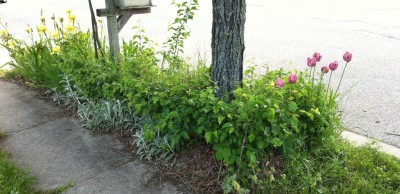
[66,9,72,14]
[52,31,59,39]
[38,25,47,33]
[8,40,16,49]
[0,29,8,37]
[68,14,77,22]
[52,46,61,54]
[65,25,76,32]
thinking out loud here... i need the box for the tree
[211,0,246,100]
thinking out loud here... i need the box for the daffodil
[7,40,16,49]
[38,25,47,33]
[69,14,77,22]
[65,25,76,32]
[52,46,61,54]
[52,31,59,39]
[0,29,8,37]
[66,9,72,14]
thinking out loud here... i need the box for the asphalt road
[1,0,400,147]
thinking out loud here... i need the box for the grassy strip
[0,150,36,193]
[259,138,400,193]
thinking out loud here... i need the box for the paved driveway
[1,0,400,147]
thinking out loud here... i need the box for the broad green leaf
[223,147,231,162]
[257,140,264,149]
[248,134,256,143]
[229,127,234,134]
[265,108,275,123]
[205,132,212,143]
[288,101,298,111]
[272,137,283,147]
[283,137,294,155]
[218,116,225,125]
[222,123,233,129]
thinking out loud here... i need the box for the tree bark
[211,0,246,100]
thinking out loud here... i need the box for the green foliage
[0,131,7,139]
[0,150,36,194]
[162,0,199,69]
[0,12,96,90]
[2,7,398,194]
[253,138,400,193]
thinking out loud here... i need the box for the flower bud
[329,61,339,71]
[321,66,329,74]
[288,73,298,84]
[343,51,352,62]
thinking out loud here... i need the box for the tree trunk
[211,0,246,100]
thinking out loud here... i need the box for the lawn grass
[0,131,7,139]
[261,137,400,193]
[0,150,36,194]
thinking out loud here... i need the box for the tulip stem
[325,71,333,105]
[311,67,316,97]
[334,62,348,96]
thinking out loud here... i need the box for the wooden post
[97,1,152,60]
[105,0,120,60]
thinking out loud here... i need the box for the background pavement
[1,0,399,147]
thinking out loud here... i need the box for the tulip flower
[334,51,353,96]
[329,61,338,71]
[288,73,298,84]
[275,78,285,88]
[307,57,317,67]
[313,52,322,62]
[343,52,352,63]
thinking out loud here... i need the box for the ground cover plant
[1,4,400,193]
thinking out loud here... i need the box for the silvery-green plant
[133,127,175,162]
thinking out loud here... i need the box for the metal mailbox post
[97,0,153,59]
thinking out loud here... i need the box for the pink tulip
[313,52,322,62]
[343,51,352,62]
[329,61,339,71]
[288,73,298,84]
[321,66,329,74]
[307,57,317,67]
[275,78,285,88]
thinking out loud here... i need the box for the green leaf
[218,116,225,125]
[248,134,256,143]
[213,106,219,113]
[222,122,233,129]
[288,101,298,112]
[272,138,283,147]
[222,147,231,162]
[265,108,275,123]
[283,137,294,155]
[205,132,212,143]
[257,140,264,149]
[229,127,234,134]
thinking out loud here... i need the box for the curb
[341,131,400,159]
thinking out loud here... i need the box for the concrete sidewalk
[0,81,183,193]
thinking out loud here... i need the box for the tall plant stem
[310,67,316,97]
[325,71,333,104]
[334,62,348,96]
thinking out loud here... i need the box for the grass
[0,150,36,194]
[0,131,7,139]
[261,137,400,193]
[0,130,74,194]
